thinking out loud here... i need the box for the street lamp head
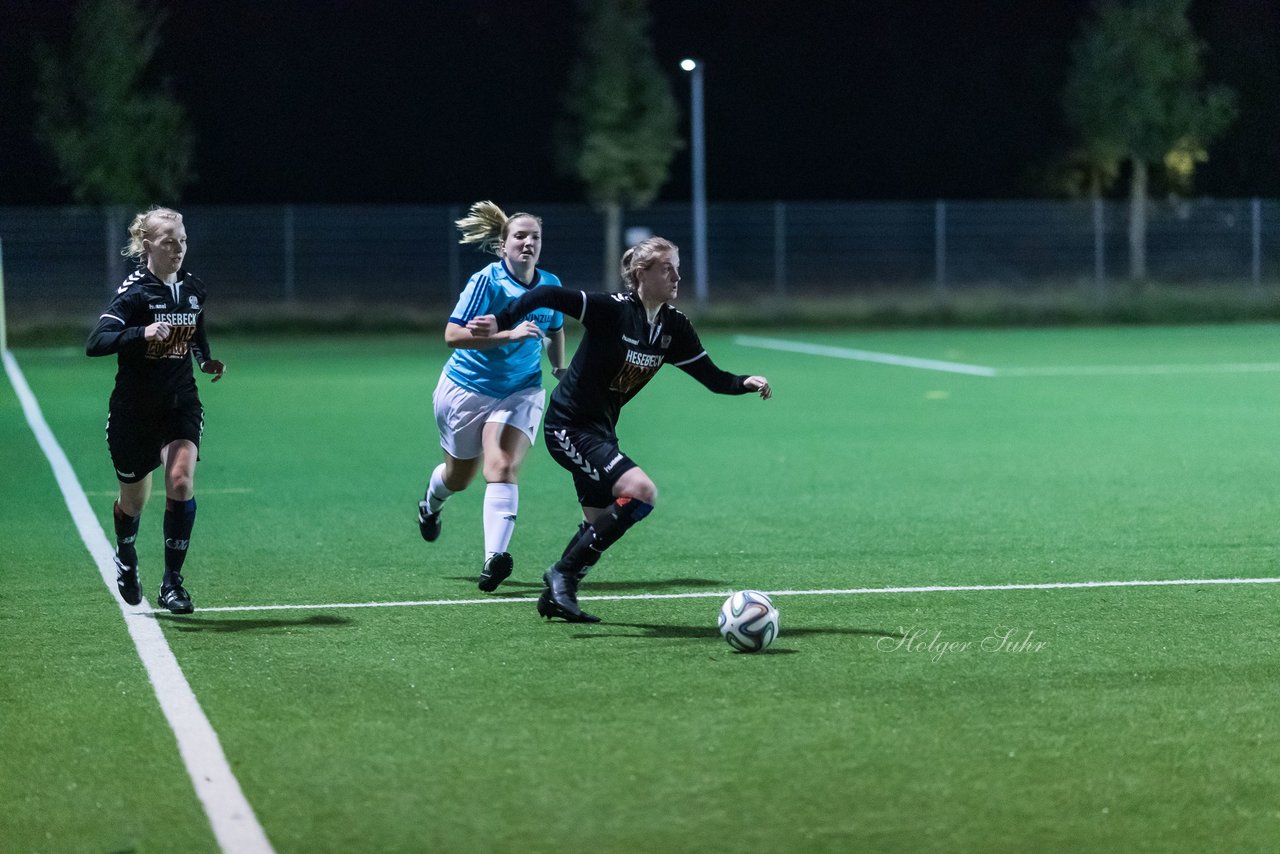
[680,58,698,72]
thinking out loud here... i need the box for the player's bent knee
[166,472,194,497]
[616,474,657,506]
[442,457,481,491]
[118,495,147,516]
[483,461,520,483]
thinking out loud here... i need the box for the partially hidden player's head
[456,200,543,264]
[621,236,680,302]
[122,206,186,278]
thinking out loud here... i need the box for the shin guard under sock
[424,463,454,514]
[163,497,197,584]
[113,501,140,566]
[563,497,653,572]
[561,521,591,560]
[482,482,519,556]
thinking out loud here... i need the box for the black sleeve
[677,353,749,395]
[493,286,587,330]
[85,291,145,357]
[187,276,213,366]
[190,311,213,366]
[662,309,744,394]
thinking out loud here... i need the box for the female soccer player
[468,236,772,622]
[86,207,226,614]
[418,201,566,592]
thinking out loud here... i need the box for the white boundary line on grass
[3,351,273,854]
[999,362,1280,377]
[733,334,1280,377]
[182,575,1280,615]
[733,335,998,376]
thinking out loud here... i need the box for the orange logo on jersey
[145,312,198,360]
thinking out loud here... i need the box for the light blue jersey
[445,261,564,397]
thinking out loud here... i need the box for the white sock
[425,463,454,514]
[483,482,519,556]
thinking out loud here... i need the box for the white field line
[998,362,1280,377]
[733,334,1280,378]
[3,351,273,854]
[732,335,998,376]
[181,575,1280,615]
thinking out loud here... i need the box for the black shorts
[543,422,637,508]
[105,394,204,483]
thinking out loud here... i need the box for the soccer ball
[717,590,779,653]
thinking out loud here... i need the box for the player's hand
[509,320,543,341]
[201,360,226,383]
[145,321,172,341]
[467,315,498,337]
[744,376,772,400]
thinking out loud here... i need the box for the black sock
[561,521,591,560]
[113,501,140,566]
[562,497,653,573]
[163,497,197,585]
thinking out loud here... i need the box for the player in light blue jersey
[418,201,566,592]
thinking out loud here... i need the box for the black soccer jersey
[494,287,749,434]
[86,267,214,403]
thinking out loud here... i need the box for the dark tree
[34,0,194,206]
[1062,0,1235,280]
[558,0,682,289]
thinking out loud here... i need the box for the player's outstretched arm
[678,355,772,399]
[468,285,585,338]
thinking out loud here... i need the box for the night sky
[1,0,1276,206]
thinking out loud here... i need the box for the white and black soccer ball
[718,590,779,653]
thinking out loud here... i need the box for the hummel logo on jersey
[622,335,640,345]
[149,303,167,309]
[603,453,625,473]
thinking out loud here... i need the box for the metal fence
[2,199,1277,311]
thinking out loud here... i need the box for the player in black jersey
[86,207,225,614]
[468,236,771,622]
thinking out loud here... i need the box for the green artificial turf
[3,325,1279,852]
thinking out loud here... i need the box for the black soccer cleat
[114,556,141,606]
[157,576,194,614]
[418,501,442,542]
[478,552,514,592]
[537,563,600,623]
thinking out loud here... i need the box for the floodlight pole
[682,59,709,312]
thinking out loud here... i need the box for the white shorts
[432,371,546,460]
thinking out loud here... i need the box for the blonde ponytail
[455,200,543,257]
